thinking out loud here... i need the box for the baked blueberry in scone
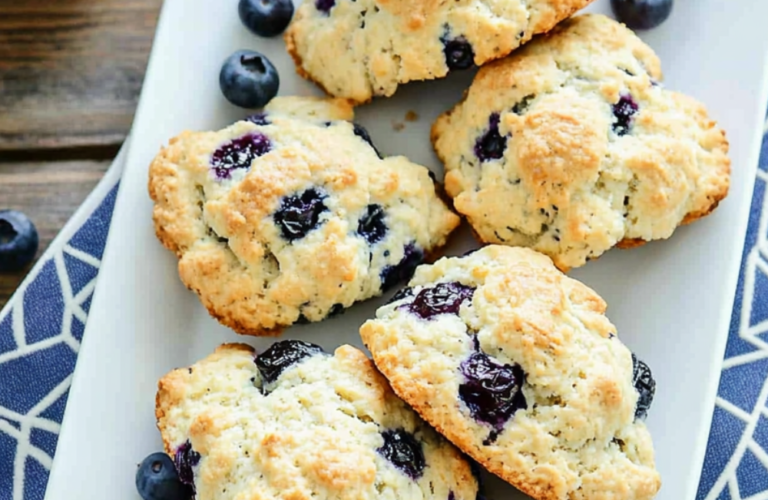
[148,96,459,335]
[284,0,596,103]
[155,341,479,500]
[361,245,661,500]
[432,14,730,271]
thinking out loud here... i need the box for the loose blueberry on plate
[255,339,326,384]
[238,0,294,38]
[611,0,673,30]
[377,428,426,479]
[219,50,280,108]
[0,210,39,273]
[136,452,192,500]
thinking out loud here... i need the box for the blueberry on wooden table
[611,0,673,30]
[135,452,192,500]
[238,0,294,38]
[219,50,279,108]
[0,210,39,273]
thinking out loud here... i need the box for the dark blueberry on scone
[155,343,478,500]
[432,14,730,271]
[362,245,661,500]
[284,0,596,103]
[148,96,459,335]
[631,354,656,420]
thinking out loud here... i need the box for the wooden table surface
[0,0,163,309]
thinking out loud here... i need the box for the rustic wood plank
[0,0,163,152]
[0,160,110,309]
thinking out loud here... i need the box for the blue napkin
[1,118,768,499]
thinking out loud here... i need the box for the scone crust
[148,96,459,335]
[431,14,730,270]
[285,0,595,103]
[360,245,661,500]
[155,343,478,500]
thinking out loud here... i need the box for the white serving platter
[43,1,768,499]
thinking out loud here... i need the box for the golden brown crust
[431,14,730,271]
[285,0,595,103]
[361,246,661,500]
[148,96,459,335]
[156,343,479,500]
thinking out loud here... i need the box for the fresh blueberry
[612,94,639,136]
[210,132,271,180]
[245,112,270,125]
[173,442,200,489]
[377,429,426,479]
[459,351,527,429]
[405,282,475,320]
[273,189,328,241]
[352,123,382,158]
[220,50,280,109]
[0,210,39,273]
[474,113,506,162]
[357,204,387,244]
[238,0,294,38]
[315,0,335,14]
[632,353,656,420]
[255,340,325,384]
[611,0,673,30]
[380,243,424,291]
[136,452,192,500]
[442,37,475,71]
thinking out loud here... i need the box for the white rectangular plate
[44,1,768,499]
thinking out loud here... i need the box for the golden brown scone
[361,245,661,500]
[155,341,478,500]
[284,0,595,103]
[148,96,459,336]
[432,14,730,271]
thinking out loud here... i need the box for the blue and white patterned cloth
[1,112,768,499]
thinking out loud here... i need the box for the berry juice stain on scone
[284,0,596,103]
[155,342,479,500]
[361,246,661,500]
[148,96,459,336]
[432,14,731,271]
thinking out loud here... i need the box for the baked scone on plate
[360,245,661,500]
[149,96,459,336]
[432,14,730,271]
[155,341,479,500]
[284,0,596,103]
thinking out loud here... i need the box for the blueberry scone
[284,0,595,103]
[360,245,660,500]
[155,341,479,500]
[432,14,730,271]
[149,96,459,335]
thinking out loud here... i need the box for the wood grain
[0,160,110,308]
[0,0,162,152]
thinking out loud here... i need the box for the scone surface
[432,14,730,270]
[155,342,478,500]
[360,245,661,500]
[148,96,459,335]
[285,0,594,103]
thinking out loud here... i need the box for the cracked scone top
[284,0,595,103]
[155,342,479,500]
[431,14,730,270]
[148,96,459,336]
[360,245,660,500]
